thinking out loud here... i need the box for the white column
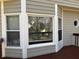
[1,0,6,57]
[20,0,28,58]
[54,4,59,52]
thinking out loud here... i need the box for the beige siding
[63,10,79,46]
[27,45,55,58]
[26,0,55,15]
[0,3,1,38]
[5,48,22,58]
[0,15,1,38]
[5,45,56,58]
[4,0,21,13]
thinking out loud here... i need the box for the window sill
[6,46,21,49]
[29,40,52,45]
[28,42,55,49]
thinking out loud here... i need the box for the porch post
[54,4,59,52]
[20,0,28,58]
[1,0,5,57]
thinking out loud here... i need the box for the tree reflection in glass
[28,16,52,44]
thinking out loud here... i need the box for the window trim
[27,13,54,17]
[28,42,55,48]
[3,13,54,48]
[74,19,79,28]
[4,13,21,48]
[28,14,54,45]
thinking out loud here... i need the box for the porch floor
[4,46,79,59]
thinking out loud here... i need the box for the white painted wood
[27,13,54,53]
[56,0,79,9]
[20,0,28,58]
[1,0,6,57]
[54,4,58,52]
[28,43,55,49]
[56,6,64,51]
[27,13,54,17]
[61,7,64,47]
[5,13,20,16]
[4,13,21,48]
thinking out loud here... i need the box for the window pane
[28,16,53,44]
[7,32,20,46]
[7,16,19,30]
[58,18,62,41]
[29,32,52,43]
[58,18,62,29]
[29,16,52,32]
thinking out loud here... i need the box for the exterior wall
[26,0,55,15]
[56,0,79,9]
[4,0,22,58]
[27,45,55,58]
[4,0,56,58]
[26,0,56,58]
[4,0,21,13]
[5,48,22,58]
[63,10,79,46]
[0,3,1,38]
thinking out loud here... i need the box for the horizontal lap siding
[4,0,21,13]
[27,45,55,58]
[26,0,55,15]
[63,11,79,46]
[5,48,22,58]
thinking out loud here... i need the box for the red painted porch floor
[4,46,79,59]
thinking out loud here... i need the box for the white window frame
[27,13,55,48]
[3,13,55,49]
[4,13,21,49]
[74,19,79,28]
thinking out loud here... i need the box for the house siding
[5,45,56,58]
[5,48,22,58]
[26,0,55,15]
[4,0,22,58]
[63,10,79,46]
[4,0,21,13]
[27,1,55,57]
[27,45,55,58]
[3,0,55,58]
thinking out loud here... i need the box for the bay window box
[28,16,53,44]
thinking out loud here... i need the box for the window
[28,16,53,44]
[74,19,79,27]
[58,18,62,41]
[6,15,20,46]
